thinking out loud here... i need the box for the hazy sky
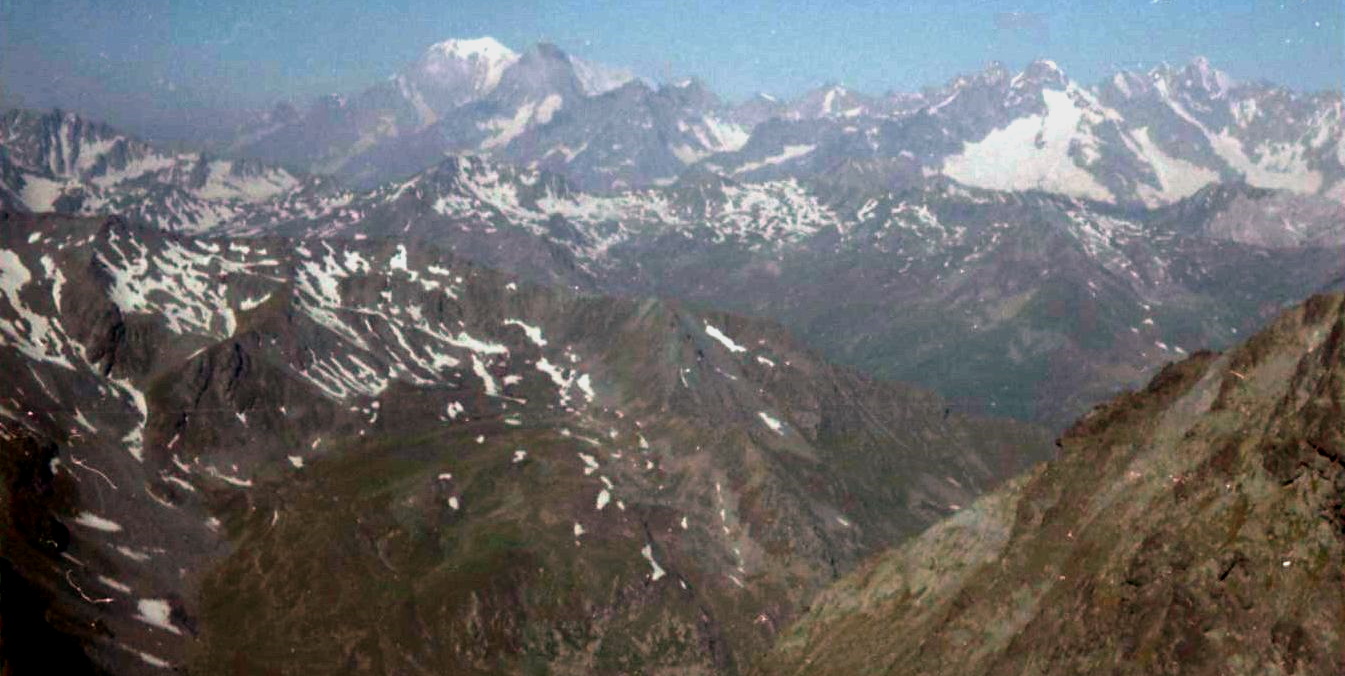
[2,0,1341,141]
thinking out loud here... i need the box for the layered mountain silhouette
[218,39,1344,202]
[2,33,1344,676]
[5,110,1344,427]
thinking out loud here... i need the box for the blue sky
[2,0,1340,139]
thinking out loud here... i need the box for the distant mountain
[0,109,310,232]
[228,38,743,191]
[0,212,1047,673]
[399,36,523,121]
[224,46,1344,203]
[8,112,1345,427]
[757,292,1345,675]
[570,54,640,96]
[730,92,790,128]
[712,58,1345,207]
[496,76,750,190]
[783,84,880,120]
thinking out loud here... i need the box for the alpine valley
[1,34,1343,675]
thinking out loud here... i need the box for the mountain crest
[403,36,521,111]
[658,76,721,108]
[423,36,516,62]
[568,54,637,95]
[1183,55,1235,98]
[980,60,1011,85]
[1018,58,1069,89]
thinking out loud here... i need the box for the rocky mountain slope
[0,211,1048,673]
[757,292,1345,675]
[7,110,1344,428]
[208,155,1345,426]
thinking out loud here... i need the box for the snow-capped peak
[425,37,517,63]
[1032,59,1062,74]
[786,83,869,119]
[570,55,637,96]
[1108,71,1148,99]
[1020,59,1069,88]
[416,36,520,93]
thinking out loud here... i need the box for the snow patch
[135,650,172,669]
[97,576,132,594]
[641,544,667,581]
[704,323,747,353]
[503,319,547,346]
[1128,127,1219,205]
[734,145,816,175]
[471,355,500,396]
[73,512,123,532]
[757,411,785,435]
[943,89,1113,202]
[134,599,182,635]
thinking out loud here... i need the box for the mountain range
[219,39,1345,206]
[2,33,1345,675]
[217,155,1345,426]
[3,104,1345,427]
[0,212,1046,672]
[0,109,312,232]
[4,213,1342,672]
[7,38,1342,212]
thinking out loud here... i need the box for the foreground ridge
[758,293,1345,675]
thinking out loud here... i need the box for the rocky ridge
[757,292,1345,675]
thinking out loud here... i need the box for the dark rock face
[0,434,109,674]
[757,293,1345,676]
[0,212,1048,673]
